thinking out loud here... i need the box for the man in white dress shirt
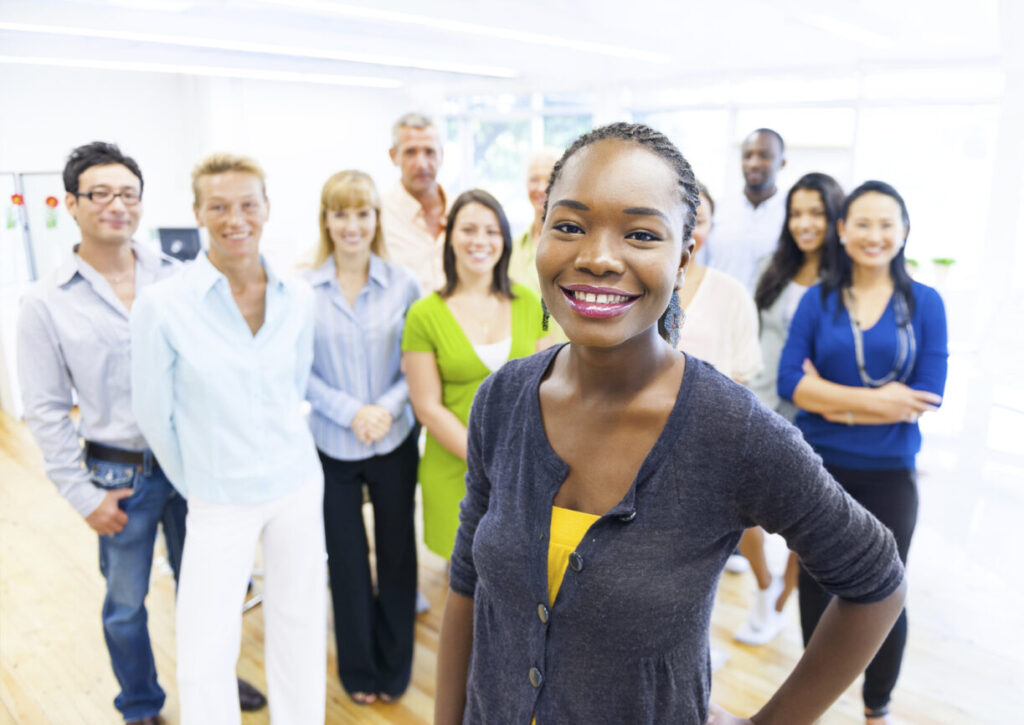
[705,128,788,292]
[381,112,448,296]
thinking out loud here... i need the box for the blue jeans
[89,452,187,721]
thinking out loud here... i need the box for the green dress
[402,285,545,558]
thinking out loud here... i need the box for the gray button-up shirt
[17,242,178,517]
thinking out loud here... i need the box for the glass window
[633,109,731,196]
[734,107,856,147]
[862,68,1004,101]
[855,104,998,282]
[729,75,859,105]
[468,119,532,233]
[544,114,592,149]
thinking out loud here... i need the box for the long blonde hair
[314,170,387,266]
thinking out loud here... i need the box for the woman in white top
[733,173,846,647]
[675,184,761,382]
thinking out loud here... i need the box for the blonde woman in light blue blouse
[305,170,421,706]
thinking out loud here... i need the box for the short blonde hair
[191,153,266,208]
[314,170,387,266]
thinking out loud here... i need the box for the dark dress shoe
[238,677,267,711]
[126,717,162,725]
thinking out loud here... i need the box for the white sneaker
[733,575,786,646]
[710,646,729,672]
[724,553,751,574]
[415,590,431,614]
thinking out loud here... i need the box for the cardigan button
[619,509,637,522]
[568,551,583,572]
[537,603,549,624]
[529,667,543,688]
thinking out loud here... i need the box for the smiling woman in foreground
[434,124,908,725]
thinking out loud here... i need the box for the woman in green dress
[403,189,546,559]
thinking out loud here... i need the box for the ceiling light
[793,12,896,49]
[0,21,517,77]
[252,0,672,64]
[0,55,403,87]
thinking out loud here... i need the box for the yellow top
[533,505,599,725]
[547,505,600,603]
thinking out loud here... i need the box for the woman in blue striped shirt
[305,170,422,706]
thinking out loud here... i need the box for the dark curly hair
[543,122,701,342]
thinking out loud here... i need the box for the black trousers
[319,429,419,696]
[798,464,918,710]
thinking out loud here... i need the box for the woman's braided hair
[543,122,701,244]
[542,122,701,343]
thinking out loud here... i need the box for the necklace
[844,288,916,387]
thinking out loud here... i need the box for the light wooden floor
[1,407,1021,724]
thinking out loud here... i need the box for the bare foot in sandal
[350,692,376,705]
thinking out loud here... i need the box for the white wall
[0,65,418,415]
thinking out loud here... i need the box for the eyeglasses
[75,189,142,206]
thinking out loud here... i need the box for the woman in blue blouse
[778,180,947,724]
[305,170,421,706]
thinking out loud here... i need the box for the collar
[309,254,389,289]
[55,240,165,287]
[743,189,784,213]
[190,251,284,296]
[389,181,447,221]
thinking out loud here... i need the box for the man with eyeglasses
[17,142,265,724]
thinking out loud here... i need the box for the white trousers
[176,475,327,725]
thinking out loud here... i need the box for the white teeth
[573,290,630,304]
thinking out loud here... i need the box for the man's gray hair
[391,112,437,149]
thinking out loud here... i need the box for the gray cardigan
[449,346,903,724]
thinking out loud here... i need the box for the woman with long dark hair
[435,125,908,725]
[732,173,846,646]
[402,189,546,561]
[778,180,948,723]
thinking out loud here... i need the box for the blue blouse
[777,280,948,470]
[305,255,421,461]
[131,252,320,504]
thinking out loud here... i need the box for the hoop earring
[664,289,685,347]
[542,300,550,332]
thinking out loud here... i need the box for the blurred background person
[509,147,563,344]
[778,180,948,724]
[705,128,787,292]
[675,181,762,384]
[305,170,421,706]
[383,112,448,296]
[734,172,846,647]
[402,189,545,560]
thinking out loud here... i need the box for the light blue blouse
[130,252,320,504]
[305,255,421,461]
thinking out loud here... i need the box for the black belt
[84,441,149,466]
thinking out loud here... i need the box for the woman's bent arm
[435,589,475,725]
[404,350,469,460]
[752,579,907,724]
[792,360,940,424]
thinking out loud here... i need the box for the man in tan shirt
[382,112,448,295]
